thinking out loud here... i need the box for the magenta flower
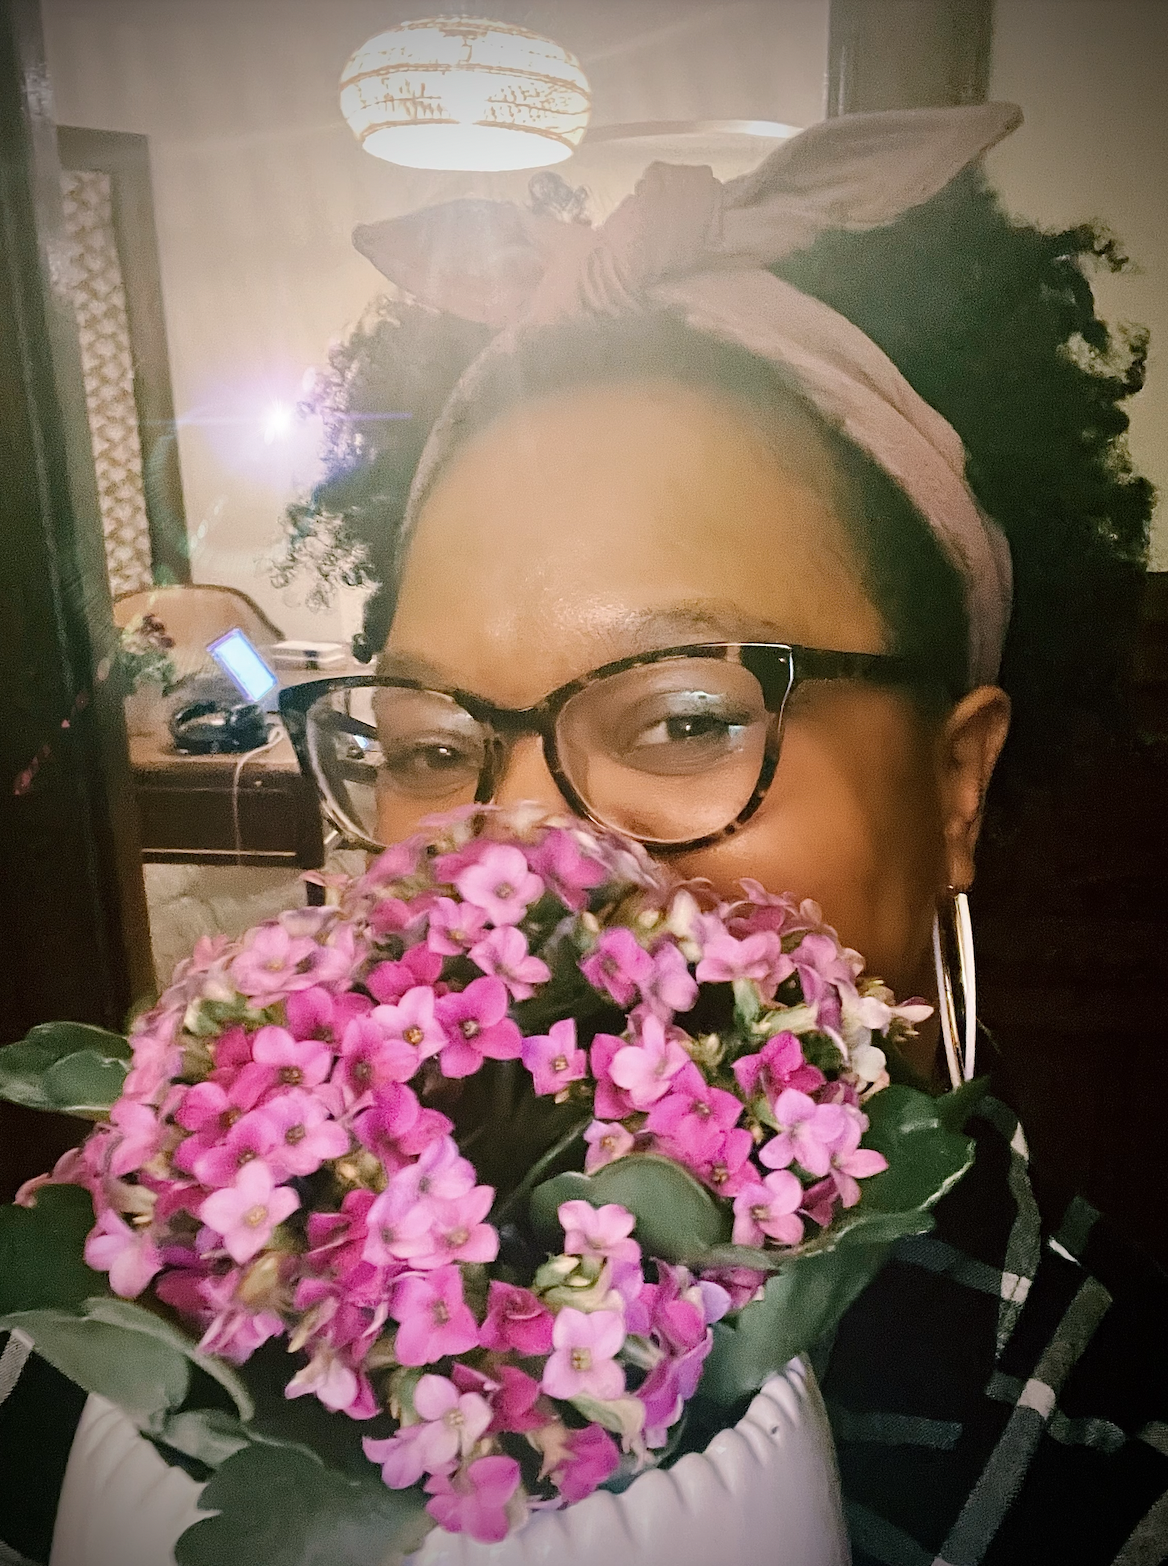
[468,925,550,1001]
[426,897,489,956]
[198,1301,285,1364]
[337,1014,414,1102]
[522,1019,587,1096]
[732,1030,825,1105]
[455,845,543,926]
[435,977,522,1078]
[107,1099,163,1178]
[695,928,790,996]
[251,1025,334,1090]
[487,1365,545,1434]
[262,1089,351,1179]
[371,985,447,1075]
[698,1265,767,1310]
[479,1282,554,1357]
[553,1423,620,1502]
[424,1454,522,1544]
[365,1374,492,1488]
[541,1307,625,1401]
[366,943,443,1004]
[229,923,319,1002]
[353,1083,452,1174]
[822,1108,888,1208]
[198,1160,299,1264]
[693,1126,757,1197]
[391,1265,480,1366]
[732,1170,805,1247]
[579,927,653,1007]
[528,827,608,910]
[84,1209,163,1298]
[640,942,699,1020]
[583,1120,635,1173]
[589,1033,637,1120]
[189,1107,281,1189]
[646,1065,742,1166]
[608,1014,689,1109]
[759,1089,848,1178]
[285,986,371,1044]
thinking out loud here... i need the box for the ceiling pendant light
[340,17,591,173]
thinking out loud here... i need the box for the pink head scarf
[354,103,1023,687]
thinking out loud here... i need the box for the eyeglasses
[280,642,927,855]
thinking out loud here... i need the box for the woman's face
[387,378,999,1000]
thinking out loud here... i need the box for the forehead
[388,379,887,704]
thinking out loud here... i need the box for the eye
[638,710,750,747]
[381,735,481,781]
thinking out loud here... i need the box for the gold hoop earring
[932,889,977,1089]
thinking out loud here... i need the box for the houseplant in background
[117,610,178,736]
[0,807,981,1565]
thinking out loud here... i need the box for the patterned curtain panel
[60,168,154,597]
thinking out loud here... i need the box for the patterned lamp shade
[340,17,591,172]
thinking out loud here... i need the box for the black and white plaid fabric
[2,1098,1165,1565]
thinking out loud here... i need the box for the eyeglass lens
[304,655,779,848]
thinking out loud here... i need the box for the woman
[2,106,1164,1565]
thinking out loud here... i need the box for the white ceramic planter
[50,1360,848,1566]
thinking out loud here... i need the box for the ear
[936,685,1011,893]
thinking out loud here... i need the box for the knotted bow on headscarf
[354,103,1023,686]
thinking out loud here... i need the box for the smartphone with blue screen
[206,627,278,704]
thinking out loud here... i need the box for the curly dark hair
[273,167,1153,795]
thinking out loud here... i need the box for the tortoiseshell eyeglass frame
[279,642,932,855]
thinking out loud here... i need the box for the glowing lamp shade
[340,17,591,172]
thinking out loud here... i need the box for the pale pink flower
[695,929,791,996]
[364,1375,492,1488]
[823,1109,888,1208]
[391,1265,480,1366]
[230,923,319,1002]
[455,846,543,925]
[583,1120,635,1173]
[692,1126,757,1197]
[251,1025,334,1090]
[393,1135,478,1209]
[589,1033,637,1120]
[558,1200,640,1272]
[370,986,447,1081]
[522,1019,587,1096]
[468,926,550,1000]
[198,1160,299,1264]
[640,942,699,1020]
[541,1308,625,1401]
[361,1179,434,1269]
[579,927,652,1007]
[285,1341,361,1413]
[435,976,522,1077]
[198,1303,285,1363]
[426,897,489,956]
[608,1014,689,1109]
[527,827,609,910]
[392,1187,499,1271]
[189,1107,281,1189]
[262,1089,351,1178]
[759,1089,848,1178]
[107,1100,164,1178]
[424,1454,522,1544]
[84,1209,163,1298]
[732,1171,805,1247]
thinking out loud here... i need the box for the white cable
[231,719,286,864]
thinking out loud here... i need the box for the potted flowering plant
[117,611,178,736]
[0,808,981,1566]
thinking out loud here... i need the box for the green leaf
[0,1185,102,1314]
[700,1242,891,1404]
[0,1022,130,1114]
[153,1408,253,1471]
[175,1443,432,1566]
[855,1083,978,1216]
[0,1295,252,1425]
[530,1155,730,1261]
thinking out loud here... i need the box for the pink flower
[479,1282,554,1357]
[732,1031,825,1105]
[435,977,522,1078]
[699,1266,767,1310]
[365,1374,492,1488]
[285,1342,365,1415]
[198,1303,285,1364]
[188,1107,281,1188]
[527,827,608,910]
[107,1100,163,1178]
[541,1307,625,1401]
[251,1025,334,1091]
[732,1171,805,1247]
[175,1072,265,1138]
[552,1423,620,1502]
[759,1089,848,1178]
[337,1014,414,1103]
[84,1209,163,1298]
[646,1065,742,1167]
[455,845,543,926]
[424,1454,522,1545]
[583,1120,635,1173]
[558,1200,639,1272]
[230,923,319,1002]
[522,1019,587,1096]
[366,944,443,1004]
[426,897,489,956]
[353,1084,452,1174]
[262,1089,351,1178]
[284,986,371,1044]
[693,1126,757,1197]
[821,1108,888,1208]
[608,1014,689,1109]
[589,1033,637,1120]
[579,927,652,1007]
[488,1365,545,1433]
[198,1160,299,1264]
[391,1265,480,1365]
[394,1135,478,1208]
[695,928,791,996]
[468,926,550,1001]
[370,986,447,1079]
[639,942,699,1020]
[392,1187,499,1271]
